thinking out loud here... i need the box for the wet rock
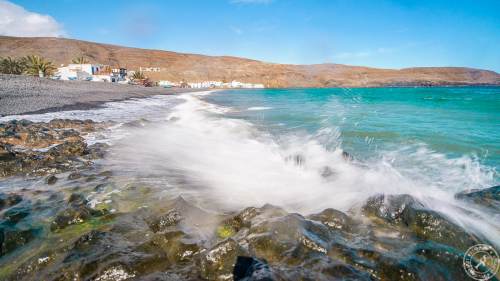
[200,238,247,281]
[99,170,113,177]
[47,139,87,158]
[148,210,182,233]
[2,206,30,224]
[0,226,40,256]
[217,207,260,239]
[245,213,331,264]
[138,230,200,265]
[85,142,110,159]
[308,208,353,231]
[0,119,109,178]
[67,171,82,180]
[410,243,471,281]
[342,151,354,161]
[362,194,421,224]
[362,194,481,251]
[50,193,106,231]
[123,118,150,128]
[0,143,15,161]
[233,256,275,281]
[93,265,137,281]
[45,174,58,185]
[455,185,500,211]
[0,193,22,210]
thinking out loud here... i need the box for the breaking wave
[111,92,499,247]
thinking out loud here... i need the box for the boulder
[50,193,106,231]
[0,193,22,210]
[362,194,481,251]
[455,185,500,211]
[200,238,247,281]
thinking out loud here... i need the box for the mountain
[1,36,499,87]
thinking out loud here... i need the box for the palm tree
[23,55,56,77]
[0,57,26,74]
[72,55,89,64]
[132,71,145,80]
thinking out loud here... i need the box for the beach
[0,82,498,280]
[0,74,199,116]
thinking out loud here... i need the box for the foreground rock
[0,119,109,177]
[0,190,496,281]
[455,185,500,211]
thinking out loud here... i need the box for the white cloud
[230,0,273,4]
[0,0,65,37]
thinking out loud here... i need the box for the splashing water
[2,87,499,248]
[109,89,499,247]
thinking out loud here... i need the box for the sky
[1,0,499,72]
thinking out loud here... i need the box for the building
[140,67,161,72]
[112,68,127,80]
[56,64,128,82]
[56,64,104,80]
[158,80,179,88]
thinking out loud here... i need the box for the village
[55,62,265,89]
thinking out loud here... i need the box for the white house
[56,64,127,82]
[159,80,178,87]
[56,64,106,81]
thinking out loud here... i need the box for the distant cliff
[1,36,498,87]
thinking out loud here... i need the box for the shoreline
[2,74,499,117]
[0,74,205,116]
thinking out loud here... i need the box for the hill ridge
[1,36,498,87]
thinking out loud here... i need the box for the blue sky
[3,0,500,71]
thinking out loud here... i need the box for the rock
[455,185,500,210]
[2,206,30,224]
[307,208,353,231]
[0,193,22,210]
[0,119,109,178]
[0,143,15,161]
[342,151,353,161]
[362,194,481,251]
[410,243,471,281]
[48,139,87,158]
[362,194,421,224]
[139,230,200,264]
[233,256,275,281]
[67,171,82,180]
[50,193,106,231]
[200,238,247,281]
[245,213,331,264]
[148,210,182,233]
[0,226,40,257]
[85,143,109,159]
[45,174,58,185]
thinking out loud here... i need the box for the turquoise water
[205,87,500,183]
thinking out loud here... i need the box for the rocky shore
[0,74,198,116]
[0,118,498,280]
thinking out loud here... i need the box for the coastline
[0,74,204,116]
[0,84,498,280]
[2,74,499,117]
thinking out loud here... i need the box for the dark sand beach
[0,74,198,116]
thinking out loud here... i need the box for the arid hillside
[1,36,499,87]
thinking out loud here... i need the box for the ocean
[1,87,499,279]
